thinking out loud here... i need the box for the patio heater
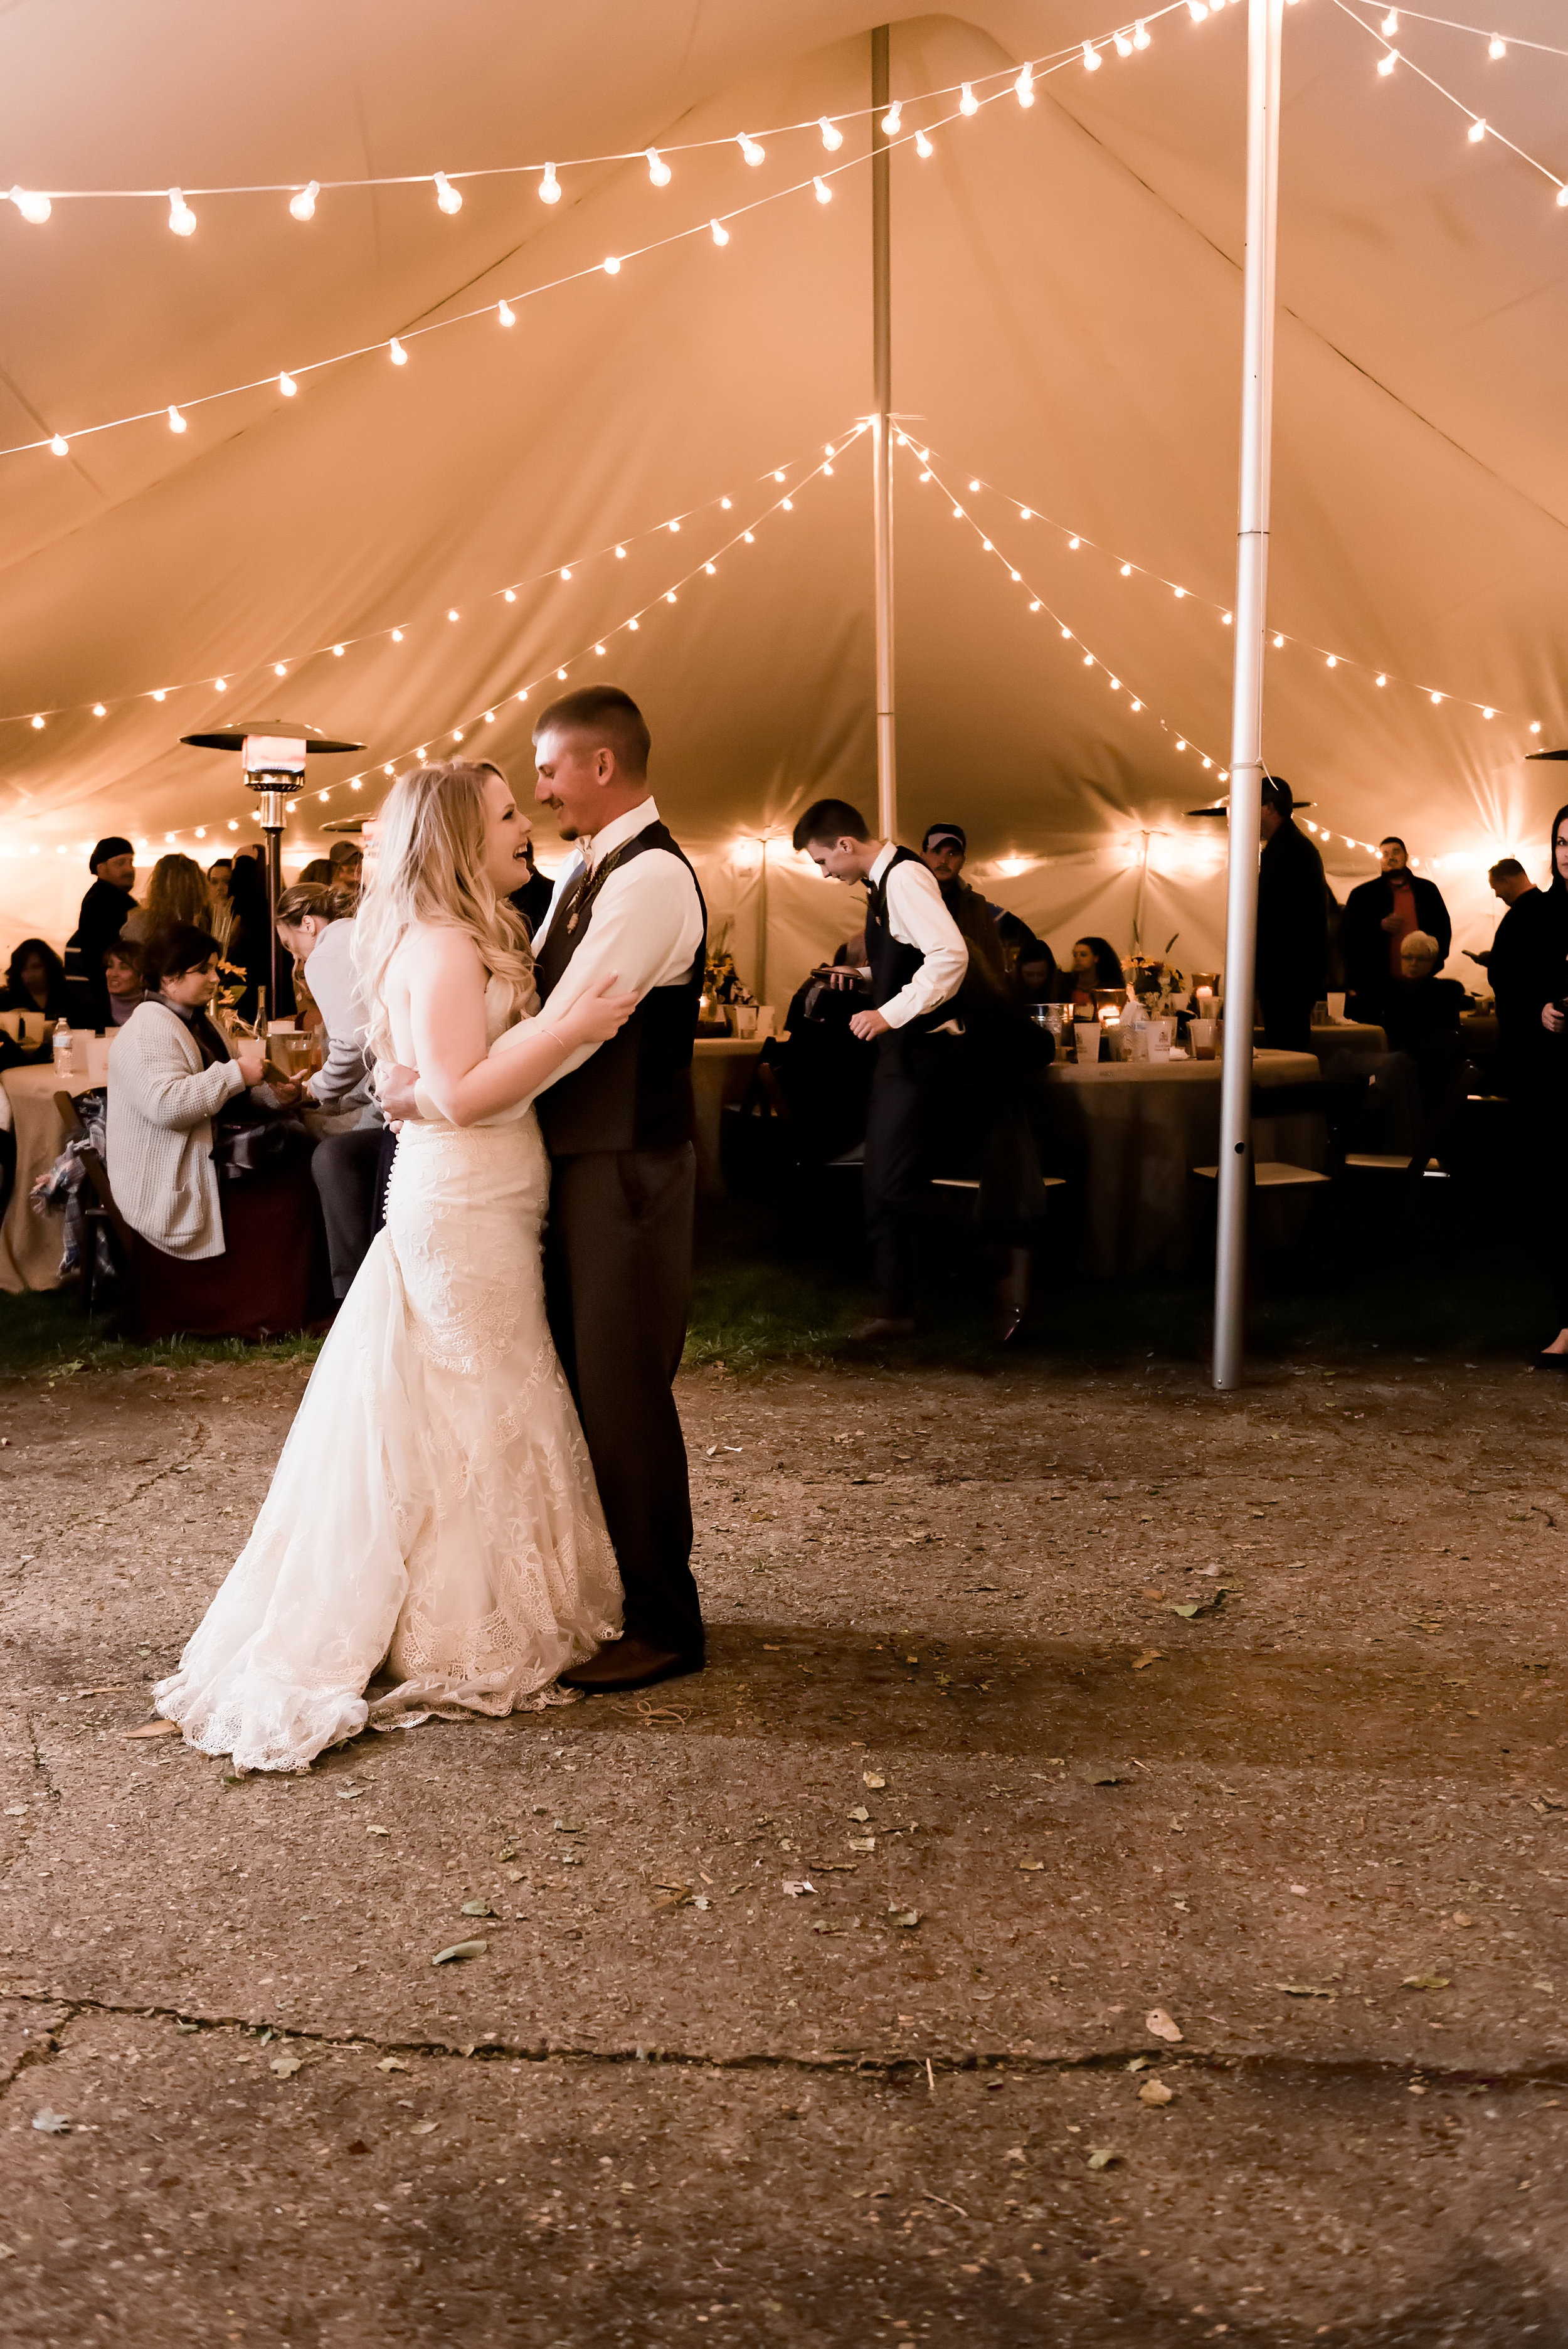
[180,720,364,1018]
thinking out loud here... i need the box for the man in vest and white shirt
[793,797,968,1340]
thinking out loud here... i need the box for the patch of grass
[0,1288,324,1382]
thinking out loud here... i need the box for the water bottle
[51,1026,76,1079]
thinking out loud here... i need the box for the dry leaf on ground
[1132,1650,1164,1671]
[30,2110,69,2134]
[1138,2079,1175,2107]
[123,1719,180,1740]
[1145,2008,1184,2043]
[1086,2148,1120,2170]
[431,1939,487,1965]
[269,2055,302,2078]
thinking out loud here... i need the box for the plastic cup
[1327,992,1346,1024]
[1074,1021,1102,1066]
[1189,1019,1216,1061]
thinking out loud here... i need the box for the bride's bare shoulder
[393,922,486,982]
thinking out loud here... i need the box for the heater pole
[871,23,897,844]
[1213,0,1285,1392]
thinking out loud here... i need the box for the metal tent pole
[1213,0,1285,1392]
[871,24,898,844]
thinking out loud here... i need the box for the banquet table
[0,1042,115,1294]
[691,1036,765,1198]
[1040,1047,1323,1277]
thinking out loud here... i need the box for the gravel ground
[0,1350,1564,2345]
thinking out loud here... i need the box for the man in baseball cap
[65,837,139,1026]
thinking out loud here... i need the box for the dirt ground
[0,1349,1564,2345]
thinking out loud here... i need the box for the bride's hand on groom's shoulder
[378,1063,422,1125]
[559,973,640,1049]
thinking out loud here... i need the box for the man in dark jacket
[1479,856,1545,1096]
[1256,777,1329,1052]
[64,837,137,1026]
[1342,835,1451,1024]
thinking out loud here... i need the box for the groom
[526,687,707,1689]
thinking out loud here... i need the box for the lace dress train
[154,1012,621,1773]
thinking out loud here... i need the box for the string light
[289,181,319,222]
[1378,48,1399,71]
[167,405,186,433]
[433,172,463,215]
[710,218,729,245]
[167,188,196,236]
[882,100,903,134]
[539,164,561,203]
[915,130,935,159]
[1487,34,1505,56]
[1468,115,1486,140]
[959,83,979,115]
[603,253,622,273]
[497,299,515,326]
[645,148,670,186]
[9,186,50,224]
[818,118,844,151]
[1135,19,1152,45]
[1115,31,1135,56]
[4,425,862,735]
[1015,62,1036,103]
[738,134,766,166]
[278,371,297,396]
[49,433,67,455]
[389,337,408,365]
[1337,0,1568,206]
[1083,40,1103,68]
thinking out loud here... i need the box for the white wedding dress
[156,980,622,1772]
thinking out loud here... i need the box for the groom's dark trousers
[543,1143,702,1658]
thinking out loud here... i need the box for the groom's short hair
[533,686,650,778]
[792,798,871,852]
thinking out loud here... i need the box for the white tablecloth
[691,1037,765,1198]
[0,1058,109,1294]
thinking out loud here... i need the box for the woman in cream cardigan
[107,923,329,1336]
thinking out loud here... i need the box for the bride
[156,761,635,1773]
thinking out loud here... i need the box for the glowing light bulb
[484,709,496,724]
[882,100,902,134]
[1488,34,1506,56]
[1377,50,1397,74]
[195,827,206,839]
[710,219,729,245]
[1131,698,1142,711]
[1468,117,1486,142]
[214,677,226,692]
[1083,653,1094,667]
[704,563,716,575]
[1273,632,1285,647]
[782,496,793,511]
[9,187,51,224]
[743,531,755,544]
[1133,19,1152,46]
[1382,6,1398,27]
[1326,654,1338,668]
[447,608,459,622]
[1558,186,1568,208]
[1115,31,1133,58]
[167,188,196,236]
[93,703,105,717]
[497,299,515,326]
[289,181,319,222]
[738,134,765,166]
[969,478,981,492]
[1029,600,1041,612]
[1020,507,1032,519]
[392,627,404,641]
[228,819,238,831]
[152,689,167,702]
[452,729,464,743]
[775,469,787,482]
[615,545,626,558]
[1009,568,1019,580]
[279,371,297,396]
[274,662,287,677]
[669,519,681,532]
[1201,756,1212,771]
[1375,673,1387,687]
[1483,706,1494,719]
[557,666,568,677]
[1015,62,1036,104]
[504,588,516,600]
[603,253,621,273]
[818,117,843,151]
[49,433,67,455]
[1110,677,1121,691]
[1083,41,1101,69]
[721,497,733,508]
[539,164,561,203]
[332,644,345,658]
[1061,626,1071,639]
[384,763,395,775]
[1431,690,1443,704]
[561,565,574,578]
[646,147,670,186]
[1069,535,1081,549]
[29,714,43,729]
[1531,721,1542,733]
[665,590,677,604]
[1173,584,1185,598]
[1187,1,1208,20]
[1176,738,1186,751]
[167,405,187,433]
[959,82,978,115]
[318,789,329,803]
[1120,561,1132,577]
[953,504,964,519]
[389,338,408,366]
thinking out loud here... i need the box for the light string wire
[1333,0,1568,199]
[8,432,852,859]
[3,0,1200,463]
[918,437,1545,734]
[3,424,866,730]
[4,6,1195,209]
[901,439,1234,779]
[1341,2,1568,65]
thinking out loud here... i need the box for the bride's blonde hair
[354,762,533,1069]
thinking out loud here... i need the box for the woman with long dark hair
[2,938,71,1022]
[1523,803,1568,1365]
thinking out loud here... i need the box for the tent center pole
[871,23,896,845]
[1213,0,1285,1393]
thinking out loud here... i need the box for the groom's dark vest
[532,820,707,1156]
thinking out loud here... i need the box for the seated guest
[298,857,336,885]
[120,851,209,945]
[274,881,384,1300]
[1017,949,1059,1006]
[105,923,329,1340]
[224,847,292,1018]
[65,838,137,1024]
[1063,936,1124,1011]
[1377,930,1468,1148]
[2,937,72,1026]
[102,941,147,1026]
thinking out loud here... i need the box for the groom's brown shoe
[559,1636,704,1693]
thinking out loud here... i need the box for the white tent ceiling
[3,0,1566,992]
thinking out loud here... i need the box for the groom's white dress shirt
[529,796,706,1089]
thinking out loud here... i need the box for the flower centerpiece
[699,922,755,1035]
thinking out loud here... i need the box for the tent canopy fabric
[3,0,1565,993]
